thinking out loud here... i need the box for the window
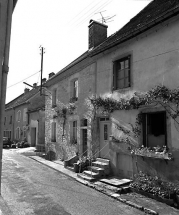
[23,108,27,121]
[72,121,77,143]
[70,79,78,102]
[4,117,6,125]
[23,126,26,138]
[4,130,11,139]
[52,89,57,107]
[51,122,56,142]
[113,56,131,90]
[80,118,87,127]
[142,112,166,147]
[9,116,12,124]
[73,80,78,99]
[17,110,21,122]
[16,127,20,140]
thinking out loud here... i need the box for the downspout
[0,0,13,194]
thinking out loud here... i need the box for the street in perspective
[1,0,179,214]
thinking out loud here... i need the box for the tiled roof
[90,0,179,56]
[28,94,45,112]
[46,0,179,85]
[5,87,40,109]
[48,51,89,82]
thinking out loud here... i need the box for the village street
[0,149,144,215]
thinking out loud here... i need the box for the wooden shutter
[142,113,147,147]
[113,62,117,91]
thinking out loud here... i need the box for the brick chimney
[88,20,108,50]
[48,72,55,79]
[24,88,30,94]
[42,78,46,84]
[33,83,37,88]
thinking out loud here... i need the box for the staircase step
[100,178,132,188]
[94,181,122,194]
[96,158,110,165]
[88,166,104,174]
[65,165,74,172]
[92,161,109,168]
[83,170,100,179]
[77,173,95,182]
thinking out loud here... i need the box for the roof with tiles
[90,0,179,56]
[5,87,40,110]
[28,94,45,112]
[46,0,179,84]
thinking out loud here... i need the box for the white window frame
[17,110,21,122]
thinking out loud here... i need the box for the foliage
[89,85,179,118]
[130,171,178,200]
[55,103,76,119]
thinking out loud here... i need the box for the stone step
[92,161,110,175]
[77,173,95,182]
[88,166,104,174]
[83,170,100,179]
[96,158,110,165]
[100,178,132,188]
[94,181,122,194]
[65,165,74,172]
[92,161,109,169]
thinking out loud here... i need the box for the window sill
[113,86,131,93]
[134,150,173,161]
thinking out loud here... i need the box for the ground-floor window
[23,126,26,138]
[142,111,166,147]
[16,127,20,140]
[72,121,77,144]
[51,122,56,142]
[4,130,11,139]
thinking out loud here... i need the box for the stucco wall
[95,16,179,180]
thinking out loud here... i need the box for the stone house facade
[89,0,179,181]
[45,0,179,181]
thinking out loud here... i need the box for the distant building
[4,85,45,150]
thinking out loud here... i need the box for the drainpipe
[0,0,13,194]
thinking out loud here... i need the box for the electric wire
[7,71,40,89]
[66,0,103,26]
[75,0,113,28]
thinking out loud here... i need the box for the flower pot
[73,163,79,173]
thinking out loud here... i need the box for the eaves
[45,56,95,87]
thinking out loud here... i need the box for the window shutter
[142,113,147,147]
[113,62,117,90]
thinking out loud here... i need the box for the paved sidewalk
[29,155,179,215]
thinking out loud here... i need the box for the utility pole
[39,46,45,95]
[0,0,16,194]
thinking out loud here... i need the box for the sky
[6,0,152,103]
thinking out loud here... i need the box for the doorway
[99,118,110,159]
[31,127,36,147]
[82,129,87,156]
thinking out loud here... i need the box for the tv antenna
[95,10,116,24]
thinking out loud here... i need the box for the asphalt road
[1,149,144,215]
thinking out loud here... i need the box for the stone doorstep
[77,173,95,182]
[100,178,132,188]
[88,166,104,174]
[96,158,110,165]
[83,170,100,179]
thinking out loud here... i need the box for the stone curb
[29,157,159,215]
[78,181,159,215]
